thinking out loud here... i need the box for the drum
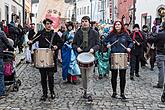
[77,52,95,69]
[111,53,128,69]
[34,48,54,68]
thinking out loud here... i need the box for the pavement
[0,53,165,110]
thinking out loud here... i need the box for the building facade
[0,0,32,25]
[135,0,165,29]
[117,0,133,25]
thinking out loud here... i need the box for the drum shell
[111,53,128,69]
[77,52,95,69]
[34,48,54,68]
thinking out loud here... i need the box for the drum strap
[49,33,55,48]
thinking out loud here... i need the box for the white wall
[32,3,39,23]
[76,0,91,22]
[0,0,23,25]
[135,0,165,28]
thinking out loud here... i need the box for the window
[80,8,81,15]
[87,6,89,14]
[84,7,86,15]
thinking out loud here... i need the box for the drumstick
[110,39,119,47]
[32,34,41,42]
[45,38,54,47]
[134,39,140,45]
[120,43,127,50]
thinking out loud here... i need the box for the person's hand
[53,45,58,50]
[107,44,111,48]
[133,41,136,44]
[136,42,140,46]
[127,48,131,53]
[28,40,32,44]
[89,48,94,54]
[77,47,83,52]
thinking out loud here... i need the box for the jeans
[0,58,5,96]
[156,55,165,87]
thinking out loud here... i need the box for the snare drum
[77,52,95,69]
[34,48,54,68]
[111,53,128,69]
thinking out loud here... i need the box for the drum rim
[77,52,95,64]
[111,53,127,55]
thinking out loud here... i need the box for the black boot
[130,76,135,81]
[83,91,88,99]
[111,92,117,98]
[120,93,126,99]
[40,95,47,101]
[87,96,93,102]
[99,74,103,79]
[161,93,165,102]
[51,92,55,99]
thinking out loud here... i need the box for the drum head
[77,52,95,64]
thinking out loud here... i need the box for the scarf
[81,28,89,48]
[132,31,143,40]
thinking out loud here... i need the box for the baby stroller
[3,51,21,92]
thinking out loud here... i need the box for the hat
[133,24,140,29]
[43,18,53,25]
[142,25,148,29]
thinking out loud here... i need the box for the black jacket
[130,31,146,55]
[154,30,165,55]
[73,27,99,52]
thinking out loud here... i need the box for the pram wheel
[13,85,19,92]
[17,79,21,86]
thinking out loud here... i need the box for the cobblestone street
[0,62,165,110]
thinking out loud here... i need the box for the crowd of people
[0,16,165,103]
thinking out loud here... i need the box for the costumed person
[28,18,63,101]
[73,16,99,102]
[62,31,81,84]
[95,26,110,79]
[0,30,14,99]
[28,23,36,63]
[146,26,157,71]
[62,22,80,84]
[129,24,146,81]
[104,20,133,99]
[23,30,31,63]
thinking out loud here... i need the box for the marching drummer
[28,18,63,101]
[73,16,99,102]
[104,20,133,100]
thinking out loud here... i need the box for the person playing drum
[73,16,99,102]
[28,18,63,101]
[104,20,133,100]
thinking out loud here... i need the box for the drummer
[104,20,133,100]
[28,18,63,101]
[73,16,99,102]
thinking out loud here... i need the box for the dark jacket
[72,28,99,52]
[104,32,133,53]
[0,30,14,57]
[33,29,64,71]
[130,31,146,55]
[33,29,63,49]
[154,30,165,55]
